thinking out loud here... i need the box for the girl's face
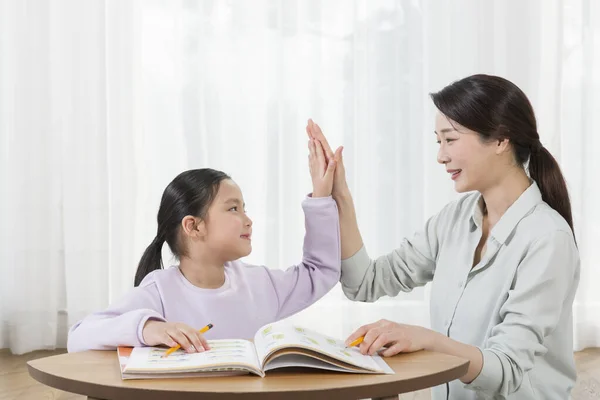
[435,111,503,194]
[202,179,253,261]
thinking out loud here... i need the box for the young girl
[67,142,339,353]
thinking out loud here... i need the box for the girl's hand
[308,136,337,197]
[142,320,210,353]
[306,119,349,199]
[345,319,436,357]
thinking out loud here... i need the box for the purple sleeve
[67,281,166,352]
[265,195,341,320]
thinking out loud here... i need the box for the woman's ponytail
[528,142,575,235]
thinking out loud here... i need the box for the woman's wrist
[422,328,483,383]
[333,187,353,204]
[421,328,442,351]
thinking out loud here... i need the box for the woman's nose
[437,146,450,164]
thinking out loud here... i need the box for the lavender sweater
[68,196,340,352]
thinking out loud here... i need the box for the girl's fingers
[180,327,205,353]
[167,329,194,353]
[323,158,336,182]
[306,124,313,139]
[314,123,334,160]
[308,140,317,174]
[197,333,210,351]
[315,140,327,173]
[162,333,178,348]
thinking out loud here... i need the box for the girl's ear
[181,216,206,239]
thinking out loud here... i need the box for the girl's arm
[67,280,165,352]
[306,120,441,302]
[263,195,341,320]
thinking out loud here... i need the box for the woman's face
[435,111,501,193]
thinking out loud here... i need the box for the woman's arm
[306,119,361,259]
[346,319,483,382]
[306,120,441,302]
[346,229,579,397]
[333,188,364,259]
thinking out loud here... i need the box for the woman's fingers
[345,323,372,347]
[333,146,343,162]
[381,341,407,357]
[366,331,392,356]
[359,328,382,355]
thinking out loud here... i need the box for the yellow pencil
[162,323,213,358]
[345,336,364,348]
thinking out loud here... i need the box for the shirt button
[458,280,464,287]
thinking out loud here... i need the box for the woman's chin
[453,179,472,193]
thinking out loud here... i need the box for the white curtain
[0,0,598,355]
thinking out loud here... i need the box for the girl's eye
[229,206,238,211]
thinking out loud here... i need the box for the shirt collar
[470,181,543,244]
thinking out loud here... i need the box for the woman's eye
[437,139,455,144]
[229,206,238,211]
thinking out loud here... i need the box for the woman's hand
[142,320,210,353]
[345,319,437,357]
[306,119,349,199]
[308,136,337,198]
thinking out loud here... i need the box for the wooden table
[28,350,469,400]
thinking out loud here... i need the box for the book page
[263,353,393,374]
[123,339,261,374]
[253,322,384,372]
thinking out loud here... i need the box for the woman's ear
[181,216,206,239]
[496,137,511,155]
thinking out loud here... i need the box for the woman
[307,74,580,400]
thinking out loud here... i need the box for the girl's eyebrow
[224,198,245,207]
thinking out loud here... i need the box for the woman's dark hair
[430,74,574,234]
[134,168,231,286]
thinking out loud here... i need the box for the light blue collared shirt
[340,182,580,399]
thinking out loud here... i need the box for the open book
[117,321,394,379]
